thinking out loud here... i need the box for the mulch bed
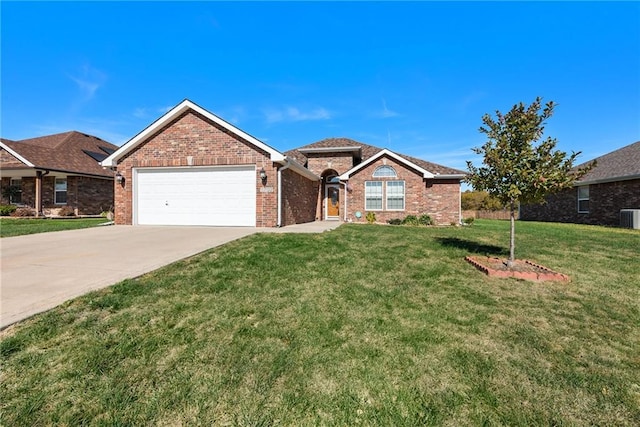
[465,256,570,282]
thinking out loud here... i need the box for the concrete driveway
[0,222,340,329]
[1,225,260,329]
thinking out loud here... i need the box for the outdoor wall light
[115,172,124,184]
[259,168,267,182]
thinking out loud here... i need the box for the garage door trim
[133,165,257,226]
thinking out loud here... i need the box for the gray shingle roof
[286,137,465,176]
[576,141,640,184]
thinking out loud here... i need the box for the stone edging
[465,256,570,282]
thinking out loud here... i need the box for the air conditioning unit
[620,209,640,229]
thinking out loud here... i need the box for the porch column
[35,171,42,216]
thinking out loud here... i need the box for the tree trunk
[507,201,516,268]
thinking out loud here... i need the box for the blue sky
[2,1,639,175]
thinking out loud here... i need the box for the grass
[1,220,638,425]
[0,217,109,237]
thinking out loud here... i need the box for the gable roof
[286,137,466,179]
[0,131,118,178]
[340,148,436,179]
[575,141,640,185]
[101,99,286,167]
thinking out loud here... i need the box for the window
[9,178,22,204]
[365,180,405,211]
[365,181,383,210]
[372,165,397,178]
[55,178,67,204]
[386,181,405,210]
[577,186,589,213]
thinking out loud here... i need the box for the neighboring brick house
[102,99,465,227]
[520,141,640,227]
[0,132,118,216]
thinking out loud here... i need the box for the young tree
[466,97,594,267]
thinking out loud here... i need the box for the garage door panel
[135,167,256,226]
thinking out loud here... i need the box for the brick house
[286,139,465,225]
[0,131,118,216]
[520,141,640,227]
[102,99,465,227]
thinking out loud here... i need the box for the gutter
[575,174,640,186]
[432,173,467,180]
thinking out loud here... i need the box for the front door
[326,185,340,219]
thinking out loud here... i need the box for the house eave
[575,174,640,186]
[430,174,466,180]
[339,148,434,180]
[279,157,321,181]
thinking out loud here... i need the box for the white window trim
[386,180,405,211]
[364,181,383,211]
[577,185,589,213]
[55,177,68,205]
[364,180,406,211]
[372,165,397,178]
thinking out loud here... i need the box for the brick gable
[115,111,278,226]
[346,155,461,225]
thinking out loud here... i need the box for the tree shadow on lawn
[436,237,506,256]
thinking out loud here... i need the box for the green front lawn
[1,220,638,425]
[0,218,109,237]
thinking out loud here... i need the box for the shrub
[387,218,402,225]
[463,217,475,225]
[57,206,76,217]
[11,207,36,217]
[418,214,434,226]
[365,212,376,224]
[0,205,17,216]
[402,215,419,226]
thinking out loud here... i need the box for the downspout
[339,180,348,222]
[277,158,292,227]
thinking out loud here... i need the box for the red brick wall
[307,153,355,175]
[1,175,112,215]
[280,168,319,226]
[520,179,640,226]
[115,110,278,226]
[345,156,461,225]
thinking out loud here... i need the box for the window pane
[578,200,589,212]
[55,178,67,204]
[365,181,383,210]
[386,181,405,210]
[372,166,397,178]
[55,179,67,191]
[56,192,68,204]
[578,186,589,199]
[9,179,22,204]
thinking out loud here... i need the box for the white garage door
[135,166,256,226]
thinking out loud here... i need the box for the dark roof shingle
[576,141,640,184]
[2,131,118,178]
[286,137,465,175]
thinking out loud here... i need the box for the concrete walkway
[0,221,339,329]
